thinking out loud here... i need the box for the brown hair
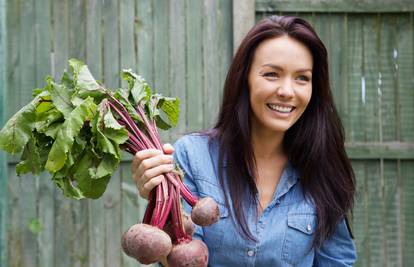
[210,15,355,247]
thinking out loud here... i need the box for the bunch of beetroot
[0,59,220,266]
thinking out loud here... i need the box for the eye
[297,75,310,82]
[262,72,279,79]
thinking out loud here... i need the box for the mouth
[266,103,296,114]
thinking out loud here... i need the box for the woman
[132,15,357,266]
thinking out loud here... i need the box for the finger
[141,175,165,198]
[131,149,163,174]
[141,164,174,184]
[136,154,174,179]
[162,143,175,155]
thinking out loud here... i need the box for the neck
[251,125,286,161]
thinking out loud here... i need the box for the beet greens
[0,59,219,266]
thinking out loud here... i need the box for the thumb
[162,143,175,155]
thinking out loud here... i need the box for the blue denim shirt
[173,134,357,267]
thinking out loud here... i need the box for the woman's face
[248,35,313,136]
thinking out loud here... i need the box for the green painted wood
[85,1,105,266]
[34,1,54,266]
[347,15,365,142]
[383,160,402,266]
[401,160,414,266]
[5,2,21,266]
[18,1,39,266]
[52,1,75,267]
[186,0,204,133]
[202,0,220,130]
[0,0,7,265]
[7,167,23,267]
[362,15,380,143]
[398,13,414,143]
[120,0,136,75]
[102,2,122,266]
[52,0,69,79]
[366,161,385,266]
[153,0,170,143]
[69,2,89,267]
[345,142,414,159]
[256,0,414,13]
[351,161,367,267]
[169,0,186,139]
[137,0,154,88]
[379,14,398,142]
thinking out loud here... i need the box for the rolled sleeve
[313,218,357,267]
[173,136,204,240]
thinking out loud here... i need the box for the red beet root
[167,239,209,267]
[191,197,220,226]
[121,223,172,264]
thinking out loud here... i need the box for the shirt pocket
[282,213,317,265]
[195,177,230,251]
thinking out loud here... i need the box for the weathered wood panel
[3,1,233,267]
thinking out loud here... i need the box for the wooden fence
[0,0,413,266]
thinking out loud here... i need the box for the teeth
[267,104,294,113]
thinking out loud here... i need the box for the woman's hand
[132,143,175,199]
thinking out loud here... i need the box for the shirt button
[247,250,254,257]
[307,224,312,232]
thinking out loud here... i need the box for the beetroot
[121,223,172,264]
[167,239,209,267]
[191,197,220,226]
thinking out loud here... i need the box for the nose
[276,79,294,98]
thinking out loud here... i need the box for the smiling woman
[133,15,357,267]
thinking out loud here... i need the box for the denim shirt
[173,134,357,267]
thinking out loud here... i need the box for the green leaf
[0,93,45,154]
[158,96,180,127]
[74,149,111,199]
[45,97,97,173]
[52,175,85,200]
[46,77,74,118]
[121,70,151,105]
[16,135,42,175]
[69,58,106,99]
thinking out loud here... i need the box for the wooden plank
[345,142,414,159]
[86,0,102,78]
[363,14,380,143]
[202,0,220,130]
[379,14,398,142]
[256,0,414,13]
[102,1,121,266]
[85,2,104,266]
[34,1,54,266]
[401,160,414,265]
[52,0,69,79]
[153,0,170,143]
[68,3,88,267]
[185,0,203,132]
[347,15,365,142]
[52,1,74,267]
[217,0,233,108]
[397,13,414,142]
[233,0,255,52]
[119,0,136,73]
[137,0,154,87]
[169,0,186,139]
[5,1,21,265]
[0,0,7,264]
[18,1,39,266]
[350,161,367,267]
[383,160,402,266]
[366,160,385,266]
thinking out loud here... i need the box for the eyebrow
[261,63,312,73]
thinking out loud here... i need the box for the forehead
[252,36,313,70]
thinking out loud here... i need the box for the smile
[266,103,295,113]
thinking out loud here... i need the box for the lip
[266,103,296,117]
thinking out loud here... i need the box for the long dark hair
[210,15,356,246]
